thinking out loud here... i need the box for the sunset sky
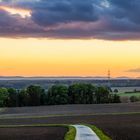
[0,0,140,77]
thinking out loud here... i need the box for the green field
[119,92,140,97]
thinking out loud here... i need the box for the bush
[112,94,121,103]
[114,89,118,93]
[130,96,140,102]
[120,96,130,103]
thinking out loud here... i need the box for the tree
[84,84,96,104]
[68,84,79,104]
[18,89,28,107]
[68,83,85,104]
[7,88,18,107]
[112,94,121,103]
[47,85,68,105]
[68,83,95,104]
[0,88,9,107]
[95,86,110,103]
[26,85,45,106]
[40,89,47,105]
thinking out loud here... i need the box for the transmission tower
[107,70,111,87]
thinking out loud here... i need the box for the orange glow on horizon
[0,38,140,78]
[0,5,31,18]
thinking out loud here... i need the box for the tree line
[0,83,121,107]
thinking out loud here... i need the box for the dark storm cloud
[108,0,140,24]
[0,0,140,40]
[31,0,98,26]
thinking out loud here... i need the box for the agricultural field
[111,87,140,93]
[0,127,67,140]
[0,103,140,118]
[112,87,140,102]
[118,92,140,97]
[0,103,140,140]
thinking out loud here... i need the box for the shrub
[130,96,140,102]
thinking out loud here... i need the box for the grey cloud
[0,0,140,40]
[30,0,99,26]
[0,9,45,37]
[108,0,140,24]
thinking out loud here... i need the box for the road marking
[72,125,100,140]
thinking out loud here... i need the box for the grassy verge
[85,124,111,140]
[64,125,76,140]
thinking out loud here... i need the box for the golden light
[0,5,31,18]
[0,38,140,77]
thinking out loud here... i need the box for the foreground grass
[85,124,111,140]
[64,126,76,140]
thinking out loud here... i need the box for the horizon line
[0,75,139,79]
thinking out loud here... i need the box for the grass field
[112,87,140,93]
[119,92,140,97]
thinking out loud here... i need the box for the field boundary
[0,111,140,120]
[0,124,69,128]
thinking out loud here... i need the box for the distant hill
[0,76,140,89]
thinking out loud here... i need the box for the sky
[0,0,140,77]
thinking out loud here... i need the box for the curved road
[72,125,100,140]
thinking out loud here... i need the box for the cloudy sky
[0,0,140,77]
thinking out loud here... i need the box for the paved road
[72,125,100,140]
